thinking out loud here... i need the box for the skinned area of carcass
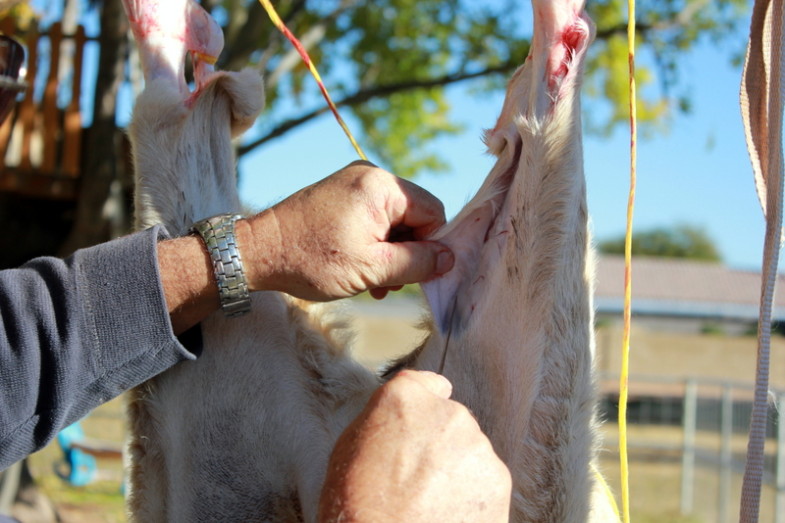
[123,0,617,520]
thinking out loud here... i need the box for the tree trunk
[60,0,130,256]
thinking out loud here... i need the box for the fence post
[681,379,697,516]
[776,392,785,523]
[719,385,733,523]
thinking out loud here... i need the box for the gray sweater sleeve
[0,226,199,470]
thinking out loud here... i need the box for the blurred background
[0,0,781,521]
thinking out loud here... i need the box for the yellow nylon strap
[257,0,367,160]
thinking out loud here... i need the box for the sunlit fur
[414,3,617,520]
[126,10,378,521]
[125,0,617,521]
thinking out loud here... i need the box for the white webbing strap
[739,0,785,520]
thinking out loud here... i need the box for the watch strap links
[191,214,251,318]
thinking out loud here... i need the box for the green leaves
[338,0,517,176]
[356,89,462,178]
[584,0,748,135]
[598,224,723,261]
[219,0,748,179]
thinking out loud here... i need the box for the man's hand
[159,161,454,333]
[240,161,454,301]
[318,370,512,522]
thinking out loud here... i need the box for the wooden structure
[0,20,87,200]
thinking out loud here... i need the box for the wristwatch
[191,214,252,318]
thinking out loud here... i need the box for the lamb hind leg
[122,0,263,233]
[123,1,270,521]
[414,1,605,520]
[123,3,376,521]
[130,70,264,233]
[121,0,223,95]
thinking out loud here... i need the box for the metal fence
[598,374,784,522]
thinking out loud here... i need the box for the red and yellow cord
[257,0,367,160]
[619,0,637,522]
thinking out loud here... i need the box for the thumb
[397,370,453,399]
[375,241,454,286]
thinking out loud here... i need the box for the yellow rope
[257,0,367,160]
[619,1,637,522]
[593,463,621,520]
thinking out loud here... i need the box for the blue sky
[238,14,767,272]
[33,0,764,271]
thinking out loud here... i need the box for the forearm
[157,234,218,334]
[158,210,283,334]
[0,227,195,470]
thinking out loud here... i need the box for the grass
[598,424,781,523]
[34,475,126,523]
[23,396,127,522]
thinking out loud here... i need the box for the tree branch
[265,0,363,88]
[238,60,518,157]
[220,0,309,74]
[595,22,654,41]
[237,5,711,159]
[594,5,711,43]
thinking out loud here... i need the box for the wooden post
[41,22,62,175]
[18,30,37,172]
[719,385,733,523]
[776,393,785,523]
[681,379,697,516]
[62,25,86,178]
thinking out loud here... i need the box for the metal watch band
[191,214,251,318]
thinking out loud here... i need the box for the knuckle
[348,159,376,169]
[360,168,389,189]
[498,460,513,487]
[348,169,380,194]
[421,188,444,212]
[489,450,512,478]
[480,443,511,488]
[377,373,413,405]
[443,400,480,434]
[378,370,432,408]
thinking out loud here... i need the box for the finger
[369,288,389,300]
[373,241,454,286]
[397,370,453,399]
[388,225,415,243]
[369,285,405,300]
[391,178,447,239]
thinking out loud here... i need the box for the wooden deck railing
[0,20,87,200]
